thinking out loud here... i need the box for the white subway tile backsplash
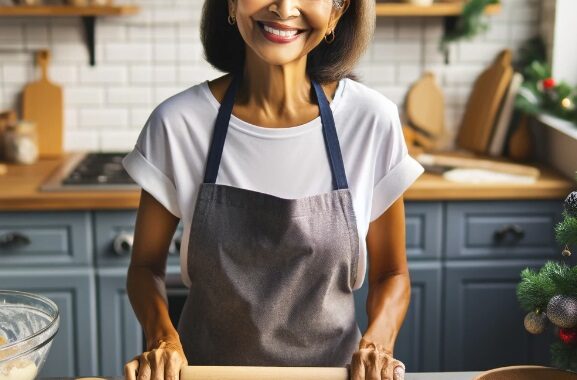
[100,130,140,152]
[64,130,100,151]
[0,0,542,152]
[80,66,128,85]
[79,108,129,128]
[65,87,105,106]
[107,87,152,105]
[104,43,152,63]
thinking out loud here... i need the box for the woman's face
[229,0,346,66]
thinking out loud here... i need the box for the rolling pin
[180,366,349,380]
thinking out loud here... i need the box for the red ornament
[559,327,577,345]
[543,77,556,89]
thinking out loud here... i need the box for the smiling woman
[201,0,374,83]
[121,0,424,379]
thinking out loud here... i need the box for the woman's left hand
[350,338,405,380]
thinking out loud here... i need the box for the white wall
[0,0,541,152]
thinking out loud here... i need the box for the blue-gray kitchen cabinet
[442,260,556,371]
[0,268,98,377]
[442,200,568,372]
[97,267,143,377]
[354,202,443,372]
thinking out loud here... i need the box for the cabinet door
[443,260,555,371]
[97,268,143,377]
[0,269,98,377]
[354,262,442,372]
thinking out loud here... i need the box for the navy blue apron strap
[204,75,349,190]
[312,80,349,190]
[203,74,241,184]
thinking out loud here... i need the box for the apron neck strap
[203,74,349,190]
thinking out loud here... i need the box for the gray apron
[177,74,362,366]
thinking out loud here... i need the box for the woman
[122,0,424,379]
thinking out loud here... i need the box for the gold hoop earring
[227,14,236,25]
[324,30,335,44]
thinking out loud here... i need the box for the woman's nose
[269,0,301,19]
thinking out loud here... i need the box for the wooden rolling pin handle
[180,366,350,380]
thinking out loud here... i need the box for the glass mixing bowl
[0,290,60,380]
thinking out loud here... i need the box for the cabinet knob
[494,224,525,243]
[0,232,31,250]
[112,232,134,256]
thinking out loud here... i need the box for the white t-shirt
[122,77,424,290]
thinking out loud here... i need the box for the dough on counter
[0,359,38,380]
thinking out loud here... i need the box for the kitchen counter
[0,152,574,211]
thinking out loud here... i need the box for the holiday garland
[440,0,500,51]
[515,38,577,127]
[517,185,577,371]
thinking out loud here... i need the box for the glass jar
[4,121,39,165]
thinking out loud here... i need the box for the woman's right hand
[124,339,188,380]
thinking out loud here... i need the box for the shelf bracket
[442,16,459,64]
[81,16,96,66]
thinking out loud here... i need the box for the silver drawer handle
[494,224,525,243]
[113,232,134,256]
[0,232,31,250]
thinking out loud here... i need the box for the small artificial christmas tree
[517,180,577,371]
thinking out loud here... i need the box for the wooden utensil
[488,72,524,157]
[405,72,447,151]
[180,366,349,380]
[456,49,513,154]
[507,113,534,162]
[416,152,540,179]
[22,50,63,158]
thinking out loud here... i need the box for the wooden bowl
[474,365,577,380]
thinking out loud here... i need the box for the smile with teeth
[263,24,298,37]
[258,21,305,42]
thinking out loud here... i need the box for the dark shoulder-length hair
[200,0,375,84]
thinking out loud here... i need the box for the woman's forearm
[362,271,411,354]
[127,264,179,350]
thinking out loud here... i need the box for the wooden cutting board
[23,50,63,158]
[456,49,513,154]
[406,71,445,139]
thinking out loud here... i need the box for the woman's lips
[257,21,305,44]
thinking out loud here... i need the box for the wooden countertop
[0,154,575,211]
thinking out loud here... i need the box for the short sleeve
[370,105,425,222]
[122,109,182,218]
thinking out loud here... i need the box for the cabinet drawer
[0,212,91,266]
[94,211,182,267]
[405,202,443,259]
[446,201,563,259]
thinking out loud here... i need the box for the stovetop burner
[62,153,135,186]
[41,152,139,191]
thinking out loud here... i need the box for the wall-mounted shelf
[0,5,140,66]
[375,2,501,17]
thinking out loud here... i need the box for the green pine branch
[556,212,577,246]
[551,341,577,372]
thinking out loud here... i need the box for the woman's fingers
[351,350,366,380]
[124,357,139,380]
[392,360,406,380]
[164,349,186,380]
[136,354,151,380]
[365,349,382,380]
[148,348,165,380]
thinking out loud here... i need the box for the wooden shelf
[0,5,140,66]
[375,2,501,17]
[0,5,139,16]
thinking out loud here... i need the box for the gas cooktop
[41,152,139,191]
